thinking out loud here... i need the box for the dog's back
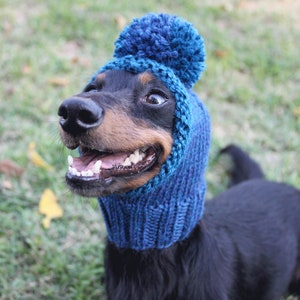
[103,145,300,300]
[202,145,300,299]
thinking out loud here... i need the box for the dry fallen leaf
[48,77,69,87]
[21,64,32,74]
[55,40,90,67]
[2,180,13,190]
[293,107,300,116]
[28,142,54,171]
[213,49,229,59]
[0,159,24,177]
[114,14,127,30]
[39,189,63,228]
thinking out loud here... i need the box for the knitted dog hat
[90,13,210,250]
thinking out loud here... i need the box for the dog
[58,69,300,300]
[58,14,300,300]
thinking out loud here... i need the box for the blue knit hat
[90,13,210,250]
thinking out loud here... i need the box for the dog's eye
[84,84,97,93]
[84,82,103,93]
[144,93,167,105]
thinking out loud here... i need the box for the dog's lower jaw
[65,166,161,197]
[65,174,114,197]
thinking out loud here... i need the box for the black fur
[58,70,300,299]
[83,70,175,131]
[104,146,300,300]
[219,144,265,186]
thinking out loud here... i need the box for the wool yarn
[89,13,210,250]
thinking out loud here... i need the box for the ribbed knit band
[87,13,211,250]
[98,91,210,249]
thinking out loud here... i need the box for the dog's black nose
[58,97,103,135]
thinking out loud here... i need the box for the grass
[0,0,299,299]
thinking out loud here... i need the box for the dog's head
[58,70,175,196]
[58,13,207,198]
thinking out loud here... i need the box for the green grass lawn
[1,1,299,299]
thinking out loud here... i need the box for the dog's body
[58,14,300,300]
[104,150,300,300]
[58,69,300,300]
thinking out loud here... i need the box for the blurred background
[0,0,299,299]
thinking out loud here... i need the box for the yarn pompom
[113,13,206,88]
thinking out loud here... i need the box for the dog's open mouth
[67,146,159,182]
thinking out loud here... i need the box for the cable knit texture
[89,13,210,250]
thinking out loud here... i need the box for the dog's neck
[98,91,210,250]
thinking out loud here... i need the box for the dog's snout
[58,97,103,135]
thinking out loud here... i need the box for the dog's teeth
[129,153,139,164]
[139,150,146,160]
[92,160,102,174]
[123,149,146,166]
[134,149,146,163]
[68,155,73,166]
[137,149,146,160]
[131,150,142,164]
[68,166,77,176]
[81,170,93,177]
[122,157,132,167]
[86,170,93,177]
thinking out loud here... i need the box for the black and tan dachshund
[58,70,300,299]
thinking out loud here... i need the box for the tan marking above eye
[96,73,106,82]
[138,72,155,85]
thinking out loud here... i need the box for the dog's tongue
[73,150,128,171]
